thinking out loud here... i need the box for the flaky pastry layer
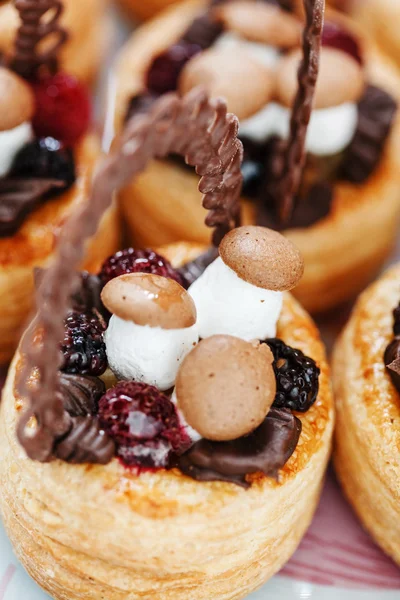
[333,263,400,566]
[0,242,333,600]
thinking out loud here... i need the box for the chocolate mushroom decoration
[16,87,243,463]
[101,273,199,391]
[189,225,304,341]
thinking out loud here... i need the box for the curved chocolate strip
[177,409,302,488]
[177,247,219,288]
[17,88,243,462]
[9,0,68,78]
[276,0,324,222]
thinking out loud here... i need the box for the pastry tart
[0,0,108,84]
[117,0,183,21]
[0,2,119,364]
[113,0,400,313]
[333,263,400,566]
[0,89,334,600]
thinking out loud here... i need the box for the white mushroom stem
[240,101,358,156]
[188,257,282,341]
[0,122,33,177]
[104,316,199,391]
[170,390,202,444]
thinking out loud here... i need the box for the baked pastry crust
[0,241,334,600]
[0,0,109,83]
[0,135,120,364]
[333,263,400,566]
[117,0,183,21]
[113,0,400,313]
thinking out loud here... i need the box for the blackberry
[393,302,400,336]
[11,137,76,191]
[61,311,107,376]
[265,338,320,413]
[99,248,185,287]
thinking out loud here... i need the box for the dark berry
[322,21,363,65]
[11,137,76,191]
[32,72,91,146]
[241,160,264,198]
[265,338,320,413]
[98,381,189,469]
[61,311,107,376]
[99,248,185,287]
[146,41,201,95]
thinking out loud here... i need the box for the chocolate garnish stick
[17,88,243,463]
[278,0,324,222]
[10,0,68,79]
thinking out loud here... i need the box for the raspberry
[322,21,363,65]
[11,137,75,190]
[98,381,189,469]
[146,41,201,95]
[61,311,107,376]
[32,73,91,146]
[265,338,320,413]
[99,248,185,287]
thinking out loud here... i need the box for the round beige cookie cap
[219,225,304,291]
[101,273,197,329]
[175,335,276,441]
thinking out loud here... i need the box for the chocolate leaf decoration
[59,373,105,417]
[54,416,115,464]
[0,177,64,237]
[384,336,400,393]
[340,85,397,184]
[177,408,302,488]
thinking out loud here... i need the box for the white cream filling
[240,101,358,156]
[171,390,202,444]
[214,32,280,69]
[188,257,282,341]
[104,317,199,391]
[0,122,33,178]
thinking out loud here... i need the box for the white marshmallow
[0,122,33,178]
[171,390,202,444]
[240,101,358,156]
[188,257,282,341]
[214,32,280,69]
[104,316,199,391]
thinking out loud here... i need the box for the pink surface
[281,472,400,589]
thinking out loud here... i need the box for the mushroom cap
[175,335,276,441]
[276,47,365,109]
[101,273,197,329]
[219,225,304,291]
[214,1,301,49]
[0,67,35,132]
[179,47,275,121]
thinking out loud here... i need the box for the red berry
[146,41,201,95]
[98,381,190,470]
[99,248,185,287]
[32,73,91,146]
[322,21,363,65]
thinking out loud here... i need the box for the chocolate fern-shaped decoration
[10,0,68,79]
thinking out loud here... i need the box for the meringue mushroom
[276,46,365,109]
[0,67,34,177]
[175,335,276,442]
[188,226,304,341]
[214,1,301,49]
[179,47,275,121]
[101,274,199,391]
